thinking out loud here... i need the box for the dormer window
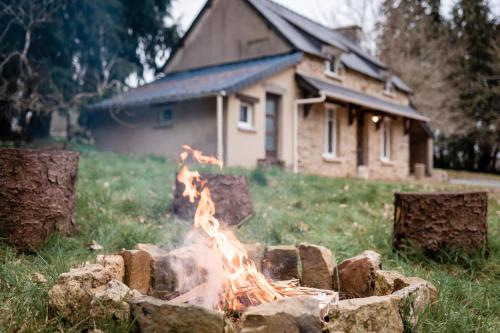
[383,78,394,95]
[328,55,338,73]
[325,54,342,80]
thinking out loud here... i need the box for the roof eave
[322,90,430,122]
[296,74,429,122]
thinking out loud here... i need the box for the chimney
[333,25,363,45]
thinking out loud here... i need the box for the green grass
[1,147,499,332]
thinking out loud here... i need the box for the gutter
[293,91,327,173]
[216,90,226,163]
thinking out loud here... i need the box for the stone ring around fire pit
[48,243,436,333]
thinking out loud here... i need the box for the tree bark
[0,148,79,251]
[393,191,488,256]
[172,173,254,227]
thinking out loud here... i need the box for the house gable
[165,0,292,73]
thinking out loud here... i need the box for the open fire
[173,145,334,312]
[45,145,437,332]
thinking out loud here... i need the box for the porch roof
[296,74,429,122]
[93,52,302,110]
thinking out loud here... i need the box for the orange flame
[177,145,283,311]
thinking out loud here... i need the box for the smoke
[167,228,227,309]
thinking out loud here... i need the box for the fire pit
[48,146,436,332]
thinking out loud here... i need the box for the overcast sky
[171,0,380,32]
[130,0,497,86]
[171,0,499,33]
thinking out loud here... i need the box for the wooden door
[265,94,279,158]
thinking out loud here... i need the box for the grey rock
[96,254,125,282]
[326,296,403,333]
[298,243,334,290]
[262,245,299,280]
[129,295,224,333]
[239,296,322,333]
[333,250,382,298]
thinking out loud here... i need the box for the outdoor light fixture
[371,115,380,123]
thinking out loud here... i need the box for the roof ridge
[258,0,387,69]
[264,0,336,32]
[161,51,301,78]
[93,51,303,110]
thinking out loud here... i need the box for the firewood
[167,282,209,305]
[234,278,336,299]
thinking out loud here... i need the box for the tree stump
[172,173,254,227]
[393,192,488,256]
[0,148,79,251]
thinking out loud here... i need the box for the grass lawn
[1,147,499,332]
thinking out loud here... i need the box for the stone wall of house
[296,55,410,106]
[297,103,358,177]
[365,115,410,180]
[297,104,410,180]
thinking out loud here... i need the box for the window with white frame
[381,120,391,161]
[323,108,338,158]
[325,54,341,77]
[239,102,254,129]
[156,107,173,127]
[384,78,393,94]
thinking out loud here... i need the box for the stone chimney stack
[333,25,363,45]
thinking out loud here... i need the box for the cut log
[172,173,254,227]
[393,191,488,256]
[0,148,79,251]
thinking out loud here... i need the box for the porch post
[427,136,434,176]
[216,94,224,162]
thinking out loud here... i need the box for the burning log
[167,283,210,305]
[234,279,300,295]
[170,145,334,312]
[168,277,337,312]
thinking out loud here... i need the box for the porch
[295,74,432,180]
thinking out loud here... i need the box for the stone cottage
[90,0,433,180]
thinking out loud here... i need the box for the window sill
[323,154,342,163]
[380,159,395,166]
[238,124,257,133]
[324,70,343,82]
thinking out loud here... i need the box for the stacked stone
[48,243,437,333]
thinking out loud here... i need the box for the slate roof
[93,52,302,110]
[297,74,428,121]
[247,0,412,93]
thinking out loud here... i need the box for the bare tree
[317,0,382,54]
[0,0,123,141]
[377,0,461,136]
[0,0,63,129]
